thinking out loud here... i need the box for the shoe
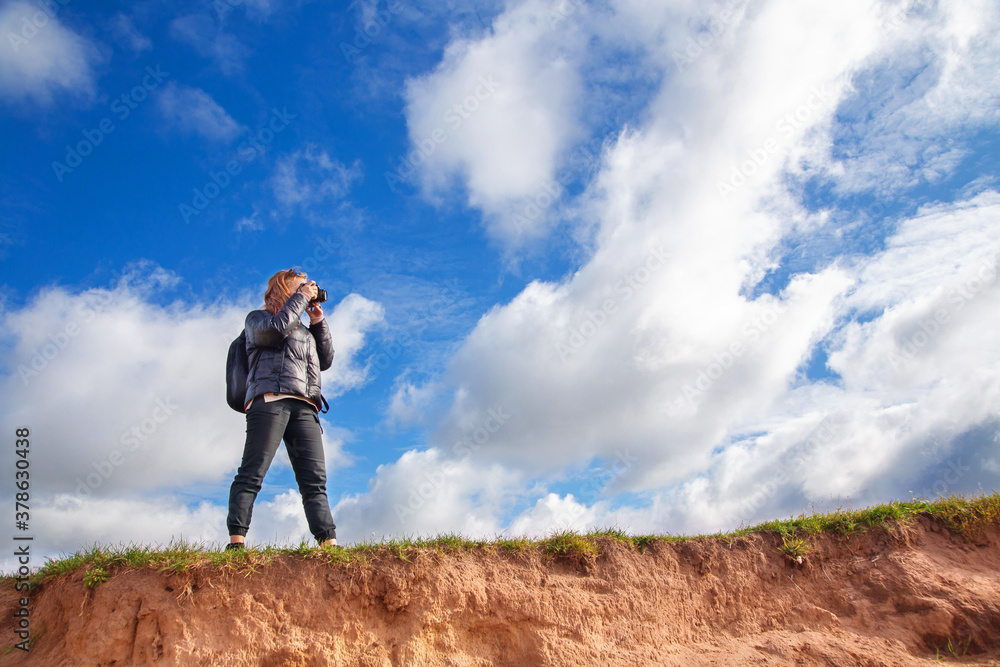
[226,542,244,551]
[320,538,338,548]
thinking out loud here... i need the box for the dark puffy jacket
[244,291,334,410]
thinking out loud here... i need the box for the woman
[226,267,338,550]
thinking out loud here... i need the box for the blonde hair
[263,267,307,315]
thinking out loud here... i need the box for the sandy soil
[2,514,999,666]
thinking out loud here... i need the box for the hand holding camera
[296,281,327,303]
[297,280,327,323]
[296,280,317,300]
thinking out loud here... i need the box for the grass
[778,534,812,563]
[540,530,599,557]
[2,490,997,592]
[936,635,972,660]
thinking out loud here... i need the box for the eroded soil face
[2,516,999,666]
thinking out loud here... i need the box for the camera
[311,288,327,304]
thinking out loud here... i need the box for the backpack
[226,328,331,414]
[226,329,249,413]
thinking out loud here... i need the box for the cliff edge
[2,512,1000,666]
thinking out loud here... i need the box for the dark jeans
[227,397,337,543]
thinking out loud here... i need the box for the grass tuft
[631,535,659,552]
[936,635,972,660]
[540,530,598,558]
[494,536,532,555]
[778,534,812,563]
[82,565,108,589]
[586,526,632,542]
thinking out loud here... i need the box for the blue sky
[1,0,999,572]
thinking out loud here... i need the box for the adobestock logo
[178,107,296,223]
[368,278,464,383]
[17,289,117,385]
[548,0,582,27]
[887,257,997,371]
[339,0,403,63]
[716,82,847,202]
[732,414,844,525]
[72,397,178,499]
[384,75,502,193]
[5,0,72,53]
[557,247,670,362]
[672,3,742,72]
[510,121,617,234]
[670,300,787,413]
[51,65,170,182]
[394,406,512,523]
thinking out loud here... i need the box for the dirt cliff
[2,513,1000,666]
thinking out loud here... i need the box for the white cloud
[156,81,245,142]
[506,493,604,536]
[0,495,224,571]
[271,145,363,211]
[829,192,1000,397]
[341,0,1000,540]
[0,0,105,106]
[841,192,1000,315]
[386,377,441,427]
[331,448,522,542]
[235,205,264,232]
[216,0,282,22]
[169,13,249,76]
[401,0,587,244]
[322,293,387,395]
[805,0,1000,195]
[110,13,152,54]
[0,260,384,572]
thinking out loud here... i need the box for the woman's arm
[309,318,335,371]
[246,292,310,347]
